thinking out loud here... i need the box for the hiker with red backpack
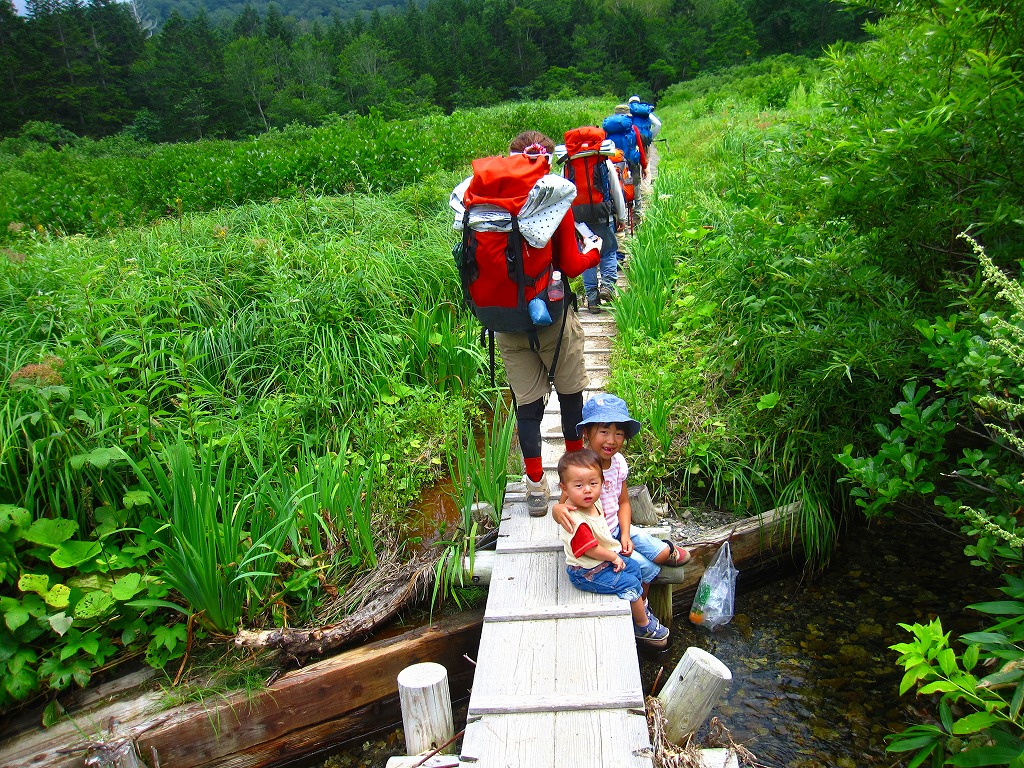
[602,105,648,234]
[558,126,627,313]
[449,131,600,516]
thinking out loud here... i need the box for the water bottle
[548,270,564,302]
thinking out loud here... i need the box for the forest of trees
[0,0,870,142]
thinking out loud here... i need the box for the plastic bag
[688,542,738,630]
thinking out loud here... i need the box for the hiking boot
[525,474,550,517]
[634,613,670,646]
[587,292,602,313]
[598,286,614,303]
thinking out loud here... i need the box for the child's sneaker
[525,475,550,517]
[634,613,669,644]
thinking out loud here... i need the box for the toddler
[554,393,690,603]
[554,449,669,644]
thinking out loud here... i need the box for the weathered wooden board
[469,614,640,706]
[1,610,483,768]
[460,709,652,768]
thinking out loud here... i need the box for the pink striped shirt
[600,453,628,532]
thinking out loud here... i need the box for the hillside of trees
[0,0,871,142]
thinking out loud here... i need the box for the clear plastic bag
[688,542,738,630]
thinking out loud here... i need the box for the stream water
[320,517,1002,768]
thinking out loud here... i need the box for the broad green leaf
[123,490,151,509]
[73,591,114,620]
[0,505,30,534]
[50,541,102,569]
[69,446,127,470]
[919,680,959,695]
[757,392,781,410]
[4,602,30,632]
[4,666,37,699]
[963,644,980,672]
[938,648,958,676]
[951,711,1001,735]
[45,584,71,609]
[111,573,143,601]
[18,573,49,596]
[23,518,78,548]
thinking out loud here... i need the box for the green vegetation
[611,0,1024,762]
[0,101,598,243]
[0,183,496,709]
[4,0,1024,760]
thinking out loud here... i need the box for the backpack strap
[547,291,577,388]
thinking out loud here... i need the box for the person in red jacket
[491,131,600,515]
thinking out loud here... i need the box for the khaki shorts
[496,309,589,404]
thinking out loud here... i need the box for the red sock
[565,438,584,452]
[524,456,544,483]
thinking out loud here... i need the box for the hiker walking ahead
[602,104,648,232]
[627,95,661,152]
[560,126,627,313]
[450,131,600,516]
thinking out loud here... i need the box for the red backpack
[453,154,565,335]
[562,126,615,225]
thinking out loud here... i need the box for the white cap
[551,270,562,280]
[628,95,641,103]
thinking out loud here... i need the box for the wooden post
[656,647,732,743]
[628,485,660,525]
[84,738,143,768]
[648,583,673,630]
[397,663,455,756]
[461,550,494,585]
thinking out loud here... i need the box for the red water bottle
[548,270,564,301]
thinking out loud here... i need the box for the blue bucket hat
[577,393,641,439]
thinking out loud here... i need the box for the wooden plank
[495,539,561,553]
[471,620,558,701]
[461,710,651,767]
[461,713,557,767]
[486,551,559,615]
[134,609,484,768]
[468,692,644,715]
[485,603,628,622]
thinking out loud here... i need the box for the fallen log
[234,556,438,656]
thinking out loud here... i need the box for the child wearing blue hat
[553,393,690,607]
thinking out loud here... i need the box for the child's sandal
[662,540,691,567]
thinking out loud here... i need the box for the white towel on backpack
[450,173,577,248]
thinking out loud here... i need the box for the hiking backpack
[562,126,618,226]
[629,101,655,147]
[601,114,642,166]
[450,154,576,336]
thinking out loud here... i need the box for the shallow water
[320,517,1001,768]
[644,518,1002,768]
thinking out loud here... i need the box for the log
[397,663,454,756]
[628,485,659,525]
[657,647,732,743]
[461,550,494,585]
[234,557,437,656]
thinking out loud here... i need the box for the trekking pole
[654,138,669,152]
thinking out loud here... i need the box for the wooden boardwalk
[459,309,656,767]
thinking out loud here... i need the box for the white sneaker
[525,475,550,517]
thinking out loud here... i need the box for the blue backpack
[602,114,641,165]
[629,102,655,146]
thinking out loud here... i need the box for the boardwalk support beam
[397,662,455,756]
[656,646,732,742]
